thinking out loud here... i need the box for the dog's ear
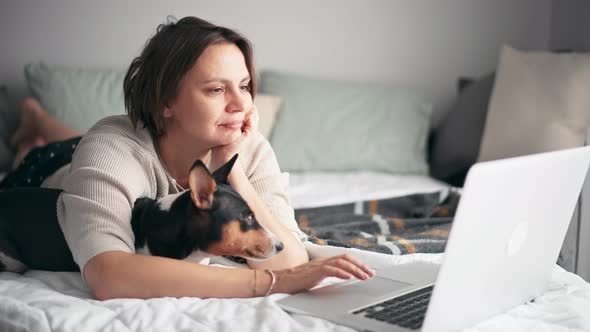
[211,154,239,184]
[189,160,217,209]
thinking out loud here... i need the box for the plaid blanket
[294,190,461,255]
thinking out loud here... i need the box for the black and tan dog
[0,154,283,273]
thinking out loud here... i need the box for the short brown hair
[123,16,257,139]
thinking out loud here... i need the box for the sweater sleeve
[56,133,154,273]
[242,133,308,242]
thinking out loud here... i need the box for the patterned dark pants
[0,136,83,189]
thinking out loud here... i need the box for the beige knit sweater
[42,115,305,272]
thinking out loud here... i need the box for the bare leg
[10,98,81,146]
[9,98,82,169]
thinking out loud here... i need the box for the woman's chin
[209,127,242,146]
[223,130,242,142]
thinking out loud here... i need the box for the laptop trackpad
[279,277,412,313]
[326,277,411,297]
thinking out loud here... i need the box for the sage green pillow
[25,63,126,132]
[261,71,432,174]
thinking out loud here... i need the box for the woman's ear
[163,107,173,118]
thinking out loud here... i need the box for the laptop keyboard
[352,285,434,330]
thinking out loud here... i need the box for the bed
[1,61,590,331]
[1,172,590,331]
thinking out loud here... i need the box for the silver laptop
[277,146,590,332]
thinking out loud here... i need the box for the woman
[3,16,374,300]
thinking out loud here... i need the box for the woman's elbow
[92,284,115,301]
[83,251,130,300]
[86,269,115,300]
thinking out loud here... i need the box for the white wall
[0,0,551,126]
[550,0,590,52]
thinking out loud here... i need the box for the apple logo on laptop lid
[507,222,528,257]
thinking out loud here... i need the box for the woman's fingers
[274,255,377,294]
[323,265,354,280]
[326,256,373,280]
[329,258,370,280]
[242,105,258,133]
[335,254,375,277]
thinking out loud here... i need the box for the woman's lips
[219,121,242,130]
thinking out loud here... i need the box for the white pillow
[253,94,282,139]
[478,46,590,162]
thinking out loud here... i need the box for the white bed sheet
[1,243,589,332]
[287,171,450,209]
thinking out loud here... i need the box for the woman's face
[164,42,253,147]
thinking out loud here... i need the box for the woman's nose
[226,87,251,113]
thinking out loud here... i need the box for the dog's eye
[245,214,254,225]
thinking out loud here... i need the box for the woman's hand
[271,254,376,294]
[208,105,258,172]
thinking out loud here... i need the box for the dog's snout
[275,242,284,252]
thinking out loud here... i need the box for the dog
[0,154,284,273]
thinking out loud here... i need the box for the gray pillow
[0,88,16,171]
[429,73,495,186]
[261,70,432,174]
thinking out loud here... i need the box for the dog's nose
[275,242,284,252]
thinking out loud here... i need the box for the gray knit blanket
[294,190,460,255]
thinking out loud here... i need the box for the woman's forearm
[228,166,309,270]
[84,251,274,300]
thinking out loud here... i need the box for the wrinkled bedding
[1,243,589,332]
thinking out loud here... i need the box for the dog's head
[180,154,284,261]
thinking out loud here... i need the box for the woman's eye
[240,85,250,91]
[211,88,224,93]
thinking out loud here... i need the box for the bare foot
[9,98,47,149]
[12,136,47,170]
